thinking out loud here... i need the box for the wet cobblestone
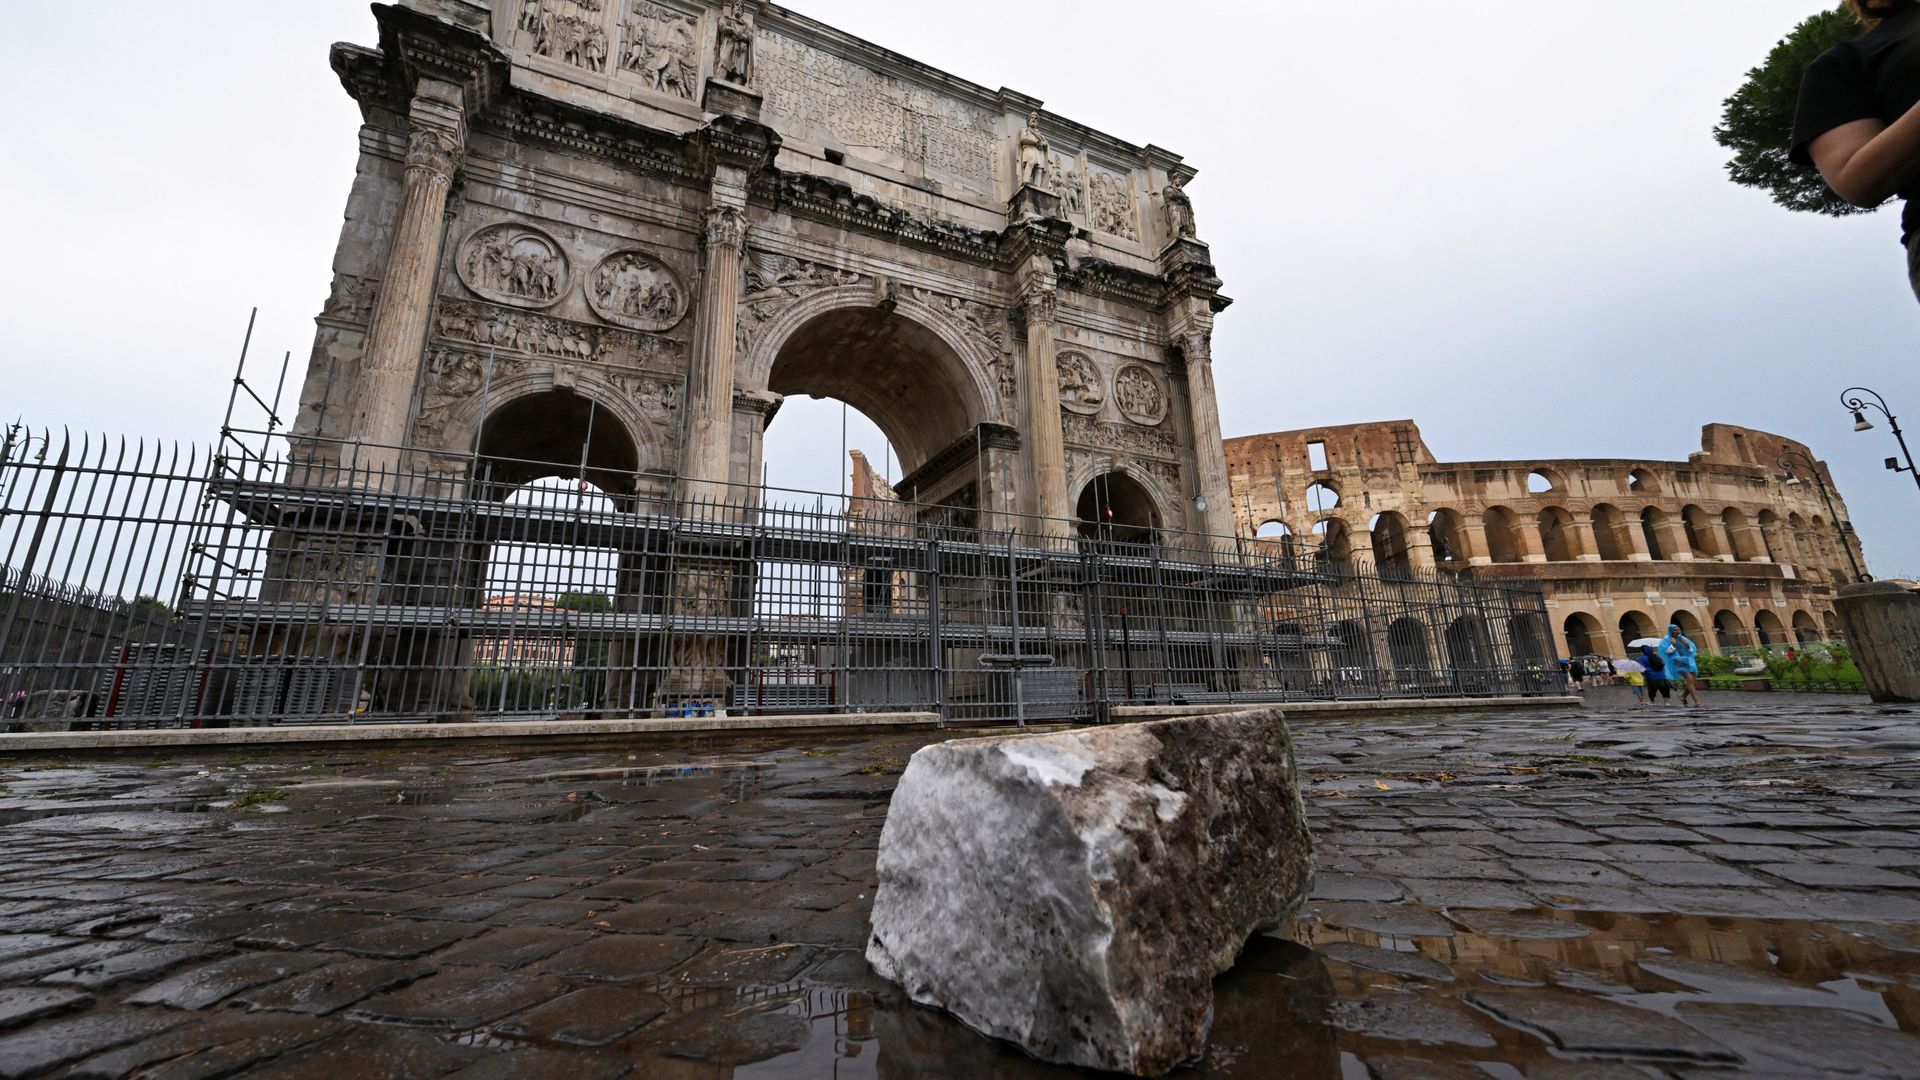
[0,693,1914,1077]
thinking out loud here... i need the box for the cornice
[771,172,1006,266]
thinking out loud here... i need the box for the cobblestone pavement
[0,693,1917,1078]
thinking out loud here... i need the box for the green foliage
[1698,654,1736,677]
[223,789,288,811]
[554,591,613,613]
[1715,6,1872,217]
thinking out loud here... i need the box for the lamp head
[1889,457,1903,472]
[1854,410,1875,432]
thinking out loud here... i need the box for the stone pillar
[1016,267,1072,535]
[1515,521,1548,564]
[1622,517,1654,562]
[353,80,466,480]
[1406,532,1438,574]
[1730,520,1770,562]
[1569,518,1602,562]
[1462,518,1493,567]
[684,194,748,505]
[1177,325,1239,543]
[1708,519,1738,563]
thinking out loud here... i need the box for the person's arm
[1810,104,1920,208]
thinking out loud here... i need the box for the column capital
[1016,275,1057,326]
[405,127,462,183]
[704,205,749,253]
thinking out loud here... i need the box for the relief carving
[320,275,379,326]
[587,250,687,331]
[736,252,863,355]
[1089,169,1139,241]
[907,286,1006,355]
[1114,364,1167,426]
[412,347,529,448]
[716,1,755,85]
[435,298,682,369]
[1062,412,1178,459]
[1056,351,1104,416]
[520,0,609,73]
[457,224,569,309]
[619,0,699,99]
[605,370,683,429]
[1049,157,1086,216]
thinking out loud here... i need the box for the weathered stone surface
[1836,581,1920,703]
[866,712,1313,1076]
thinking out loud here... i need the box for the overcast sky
[3,2,1915,573]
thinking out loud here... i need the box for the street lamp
[1841,387,1920,495]
[1777,449,1868,583]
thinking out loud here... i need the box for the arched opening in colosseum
[1670,610,1708,646]
[1482,507,1525,563]
[1445,616,1490,670]
[1619,610,1657,646]
[1563,612,1604,658]
[1756,510,1786,562]
[1712,609,1750,650]
[1370,512,1414,578]
[1076,472,1159,544]
[1628,468,1659,494]
[1590,504,1631,561]
[1823,610,1844,640]
[1509,614,1551,663]
[1313,518,1353,566]
[1387,618,1435,676]
[1255,520,1295,559]
[1792,610,1821,645]
[1722,507,1765,562]
[1527,468,1567,496]
[1305,481,1342,513]
[1329,619,1375,676]
[1639,507,1671,561]
[1428,509,1471,565]
[1537,507,1580,562]
[1753,609,1787,648]
[1681,505,1722,559]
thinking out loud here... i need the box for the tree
[554,591,613,613]
[1715,6,1870,217]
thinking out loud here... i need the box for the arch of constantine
[296,0,1235,539]
[1227,420,1872,661]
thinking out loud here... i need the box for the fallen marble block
[866,710,1313,1076]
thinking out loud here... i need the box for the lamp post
[1777,449,1867,583]
[1842,387,1920,495]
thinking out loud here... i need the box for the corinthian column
[1017,269,1072,534]
[354,80,466,480]
[1179,326,1238,542]
[683,199,747,506]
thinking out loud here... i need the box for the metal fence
[1,428,1565,728]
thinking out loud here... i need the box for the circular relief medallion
[456,223,570,309]
[1056,351,1105,415]
[1114,364,1167,426]
[586,250,689,332]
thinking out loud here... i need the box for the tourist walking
[1640,645,1672,706]
[1568,658,1587,692]
[1662,625,1704,708]
[1792,0,1920,303]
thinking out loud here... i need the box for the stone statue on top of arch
[1018,112,1051,190]
[1162,177,1196,240]
[716,1,754,86]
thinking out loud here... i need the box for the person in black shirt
[1792,0,1920,301]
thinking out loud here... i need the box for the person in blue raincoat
[1661,624,1703,708]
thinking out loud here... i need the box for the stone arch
[439,377,671,499]
[1618,609,1657,646]
[1328,619,1375,674]
[1304,481,1342,513]
[1527,467,1567,495]
[1640,506,1672,561]
[1753,608,1788,648]
[739,287,1003,475]
[1068,460,1177,538]
[1255,519,1296,560]
[1509,614,1551,663]
[1075,469,1166,543]
[1537,506,1580,562]
[1682,505,1722,559]
[1562,611,1604,657]
[1722,507,1765,562]
[1313,518,1354,564]
[1589,504,1631,561]
[1428,508,1472,565]
[1791,609,1821,645]
[1756,509,1786,562]
[1387,618,1434,673]
[1823,610,1844,639]
[1370,511,1414,577]
[1628,467,1660,495]
[1482,506,1525,563]
[1712,608,1750,651]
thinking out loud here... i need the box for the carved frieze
[1113,364,1167,427]
[619,0,699,99]
[604,370,684,429]
[1089,167,1139,241]
[1062,412,1179,460]
[320,274,379,326]
[907,286,1006,355]
[1049,156,1087,216]
[587,250,687,331]
[1056,351,1104,416]
[435,298,683,369]
[519,0,610,73]
[412,347,530,448]
[457,224,569,309]
[736,252,863,355]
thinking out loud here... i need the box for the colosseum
[1225,421,1872,662]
